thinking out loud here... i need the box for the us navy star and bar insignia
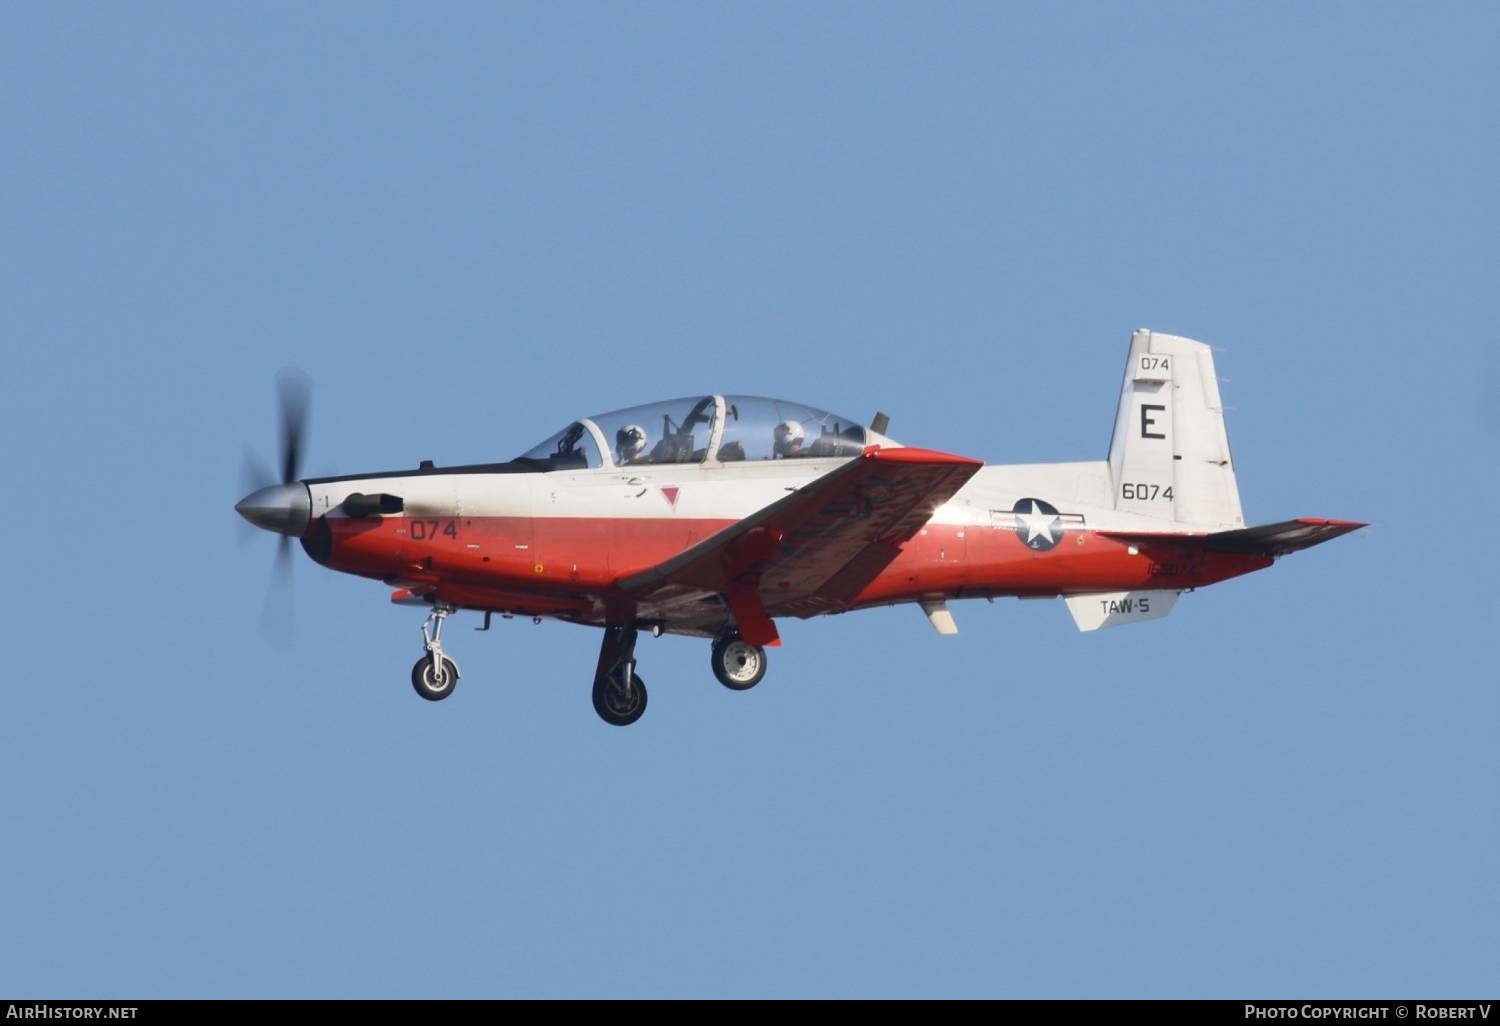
[989,498,1086,551]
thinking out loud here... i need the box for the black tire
[592,671,648,726]
[711,634,767,691]
[411,655,458,702]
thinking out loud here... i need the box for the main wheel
[592,671,648,726]
[411,654,458,701]
[711,634,767,691]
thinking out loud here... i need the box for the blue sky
[2,2,1495,998]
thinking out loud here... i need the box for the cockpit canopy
[517,395,898,471]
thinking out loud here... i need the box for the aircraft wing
[618,446,983,643]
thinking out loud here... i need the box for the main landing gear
[592,624,648,726]
[411,603,461,701]
[587,625,770,725]
[711,631,767,691]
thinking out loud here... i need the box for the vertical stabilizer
[1107,329,1243,527]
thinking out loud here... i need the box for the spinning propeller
[237,369,314,586]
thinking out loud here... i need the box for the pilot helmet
[773,419,804,456]
[616,423,648,461]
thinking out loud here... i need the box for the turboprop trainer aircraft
[236,330,1364,726]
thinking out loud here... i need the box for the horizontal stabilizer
[1204,517,1366,557]
[1065,590,1180,632]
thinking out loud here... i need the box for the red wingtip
[863,445,983,467]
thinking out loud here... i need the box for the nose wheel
[712,632,767,691]
[412,653,458,701]
[411,604,462,702]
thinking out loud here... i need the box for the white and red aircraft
[237,330,1364,725]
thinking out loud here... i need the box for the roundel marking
[1013,498,1062,551]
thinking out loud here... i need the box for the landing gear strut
[711,631,767,691]
[592,624,648,726]
[411,603,461,701]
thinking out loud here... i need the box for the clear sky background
[2,2,1495,999]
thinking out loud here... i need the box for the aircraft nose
[235,483,312,537]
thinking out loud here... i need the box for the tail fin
[1107,329,1244,528]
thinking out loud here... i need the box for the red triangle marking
[660,486,680,509]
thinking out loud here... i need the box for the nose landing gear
[411,603,461,701]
